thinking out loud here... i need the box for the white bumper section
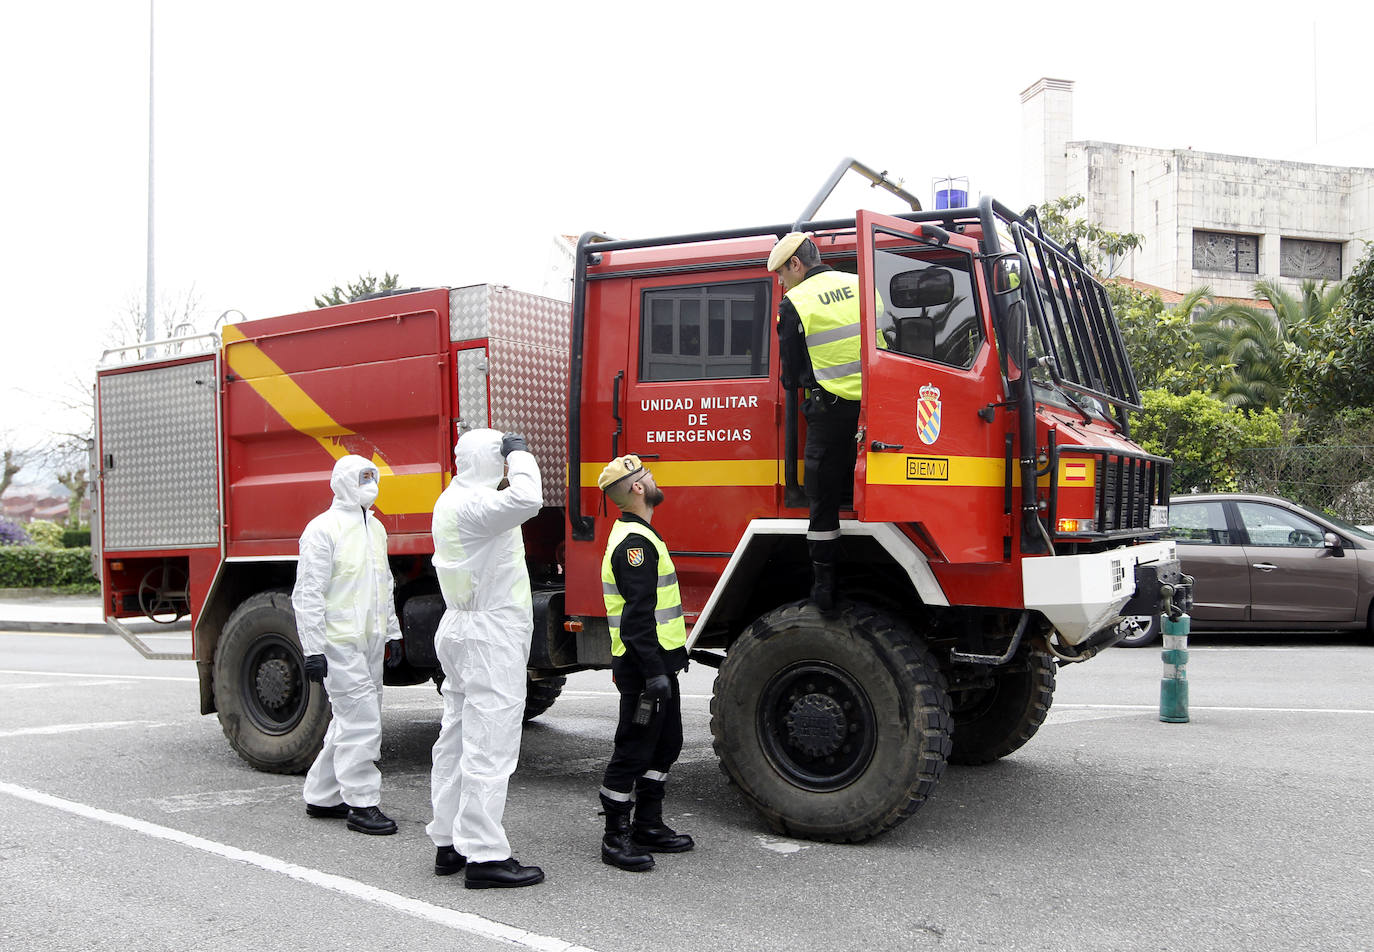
[1021,540,1179,646]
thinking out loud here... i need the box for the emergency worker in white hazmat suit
[427,429,545,889]
[292,454,403,836]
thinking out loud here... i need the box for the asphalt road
[1,628,1370,952]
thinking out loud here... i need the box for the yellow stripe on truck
[221,325,442,515]
[574,455,1098,490]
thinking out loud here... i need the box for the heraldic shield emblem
[627,547,645,567]
[917,383,942,445]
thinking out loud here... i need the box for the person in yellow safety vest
[769,231,862,612]
[292,454,403,836]
[596,454,695,873]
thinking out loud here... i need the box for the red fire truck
[94,161,1189,842]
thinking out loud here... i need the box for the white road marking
[0,668,197,683]
[0,720,174,738]
[1052,703,1374,715]
[3,680,136,690]
[0,780,602,952]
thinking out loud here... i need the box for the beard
[645,485,665,508]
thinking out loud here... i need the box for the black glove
[500,432,527,457]
[385,638,404,670]
[643,674,672,704]
[303,654,327,682]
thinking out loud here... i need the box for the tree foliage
[1133,389,1286,493]
[1193,279,1341,413]
[1035,195,1144,278]
[314,272,401,308]
[1284,242,1374,418]
[1106,282,1210,394]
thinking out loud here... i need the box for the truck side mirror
[990,253,1028,382]
[889,268,955,309]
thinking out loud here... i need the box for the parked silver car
[1119,492,1374,647]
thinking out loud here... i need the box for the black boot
[464,857,544,889]
[434,845,466,876]
[810,560,836,613]
[632,780,694,853]
[345,805,398,835]
[600,794,654,871]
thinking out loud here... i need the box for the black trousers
[803,395,860,565]
[601,656,683,796]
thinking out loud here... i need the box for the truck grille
[1094,452,1170,532]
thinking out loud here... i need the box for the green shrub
[61,528,92,548]
[0,546,97,587]
[24,521,65,547]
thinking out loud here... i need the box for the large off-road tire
[524,674,566,722]
[214,591,330,774]
[947,648,1056,766]
[710,601,952,842]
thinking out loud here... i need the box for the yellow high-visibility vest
[601,519,686,657]
[785,270,863,400]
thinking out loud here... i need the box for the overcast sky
[3,0,1372,467]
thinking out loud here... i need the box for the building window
[1193,230,1259,274]
[639,280,771,382]
[1280,238,1341,280]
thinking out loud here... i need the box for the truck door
[854,210,1008,563]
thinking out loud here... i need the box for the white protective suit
[426,429,542,862]
[292,454,401,809]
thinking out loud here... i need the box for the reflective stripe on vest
[785,270,863,401]
[601,519,686,657]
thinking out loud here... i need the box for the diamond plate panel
[490,339,569,508]
[449,285,493,341]
[448,285,571,508]
[100,360,219,549]
[455,348,489,431]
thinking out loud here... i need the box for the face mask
[358,482,379,508]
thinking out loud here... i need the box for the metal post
[1159,612,1190,723]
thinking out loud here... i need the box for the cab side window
[873,248,982,369]
[639,280,771,382]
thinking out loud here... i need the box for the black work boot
[600,794,654,872]
[810,561,837,613]
[434,845,466,876]
[464,857,544,889]
[632,781,694,853]
[345,805,398,835]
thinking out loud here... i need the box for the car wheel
[1117,613,1160,649]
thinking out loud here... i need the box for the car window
[1236,502,1325,548]
[1166,502,1232,545]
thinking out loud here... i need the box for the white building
[1020,77,1374,298]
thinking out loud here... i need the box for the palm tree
[1193,279,1342,412]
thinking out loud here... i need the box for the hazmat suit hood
[453,429,505,490]
[329,454,381,510]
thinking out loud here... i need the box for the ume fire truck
[94,161,1190,841]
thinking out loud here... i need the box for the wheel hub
[784,693,847,758]
[255,658,295,709]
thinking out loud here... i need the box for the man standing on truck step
[769,232,863,612]
[596,454,695,873]
[293,454,404,836]
[426,428,546,889]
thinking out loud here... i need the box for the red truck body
[95,186,1189,841]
